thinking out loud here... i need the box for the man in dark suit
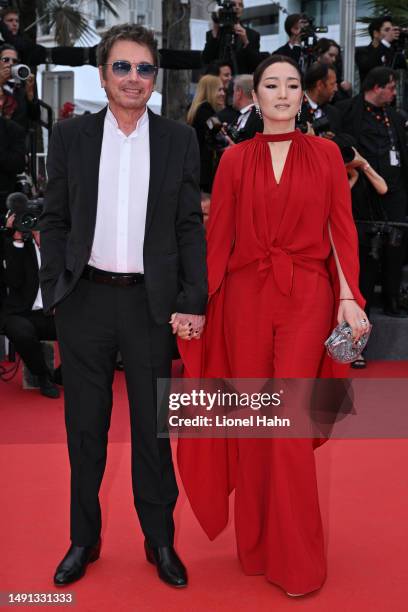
[273,13,309,66]
[40,24,207,588]
[0,115,25,301]
[298,62,341,137]
[230,73,262,142]
[1,219,59,398]
[355,16,406,88]
[202,0,260,74]
[337,67,408,317]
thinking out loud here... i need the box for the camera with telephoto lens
[363,222,404,260]
[0,0,12,8]
[300,15,328,48]
[4,192,43,237]
[211,0,239,29]
[298,115,331,136]
[205,115,231,149]
[339,146,356,164]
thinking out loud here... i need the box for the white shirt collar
[305,92,319,109]
[106,105,149,138]
[381,39,391,48]
[239,103,254,115]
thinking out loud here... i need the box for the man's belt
[81,265,144,286]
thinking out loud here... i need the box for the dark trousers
[55,278,178,548]
[3,309,56,374]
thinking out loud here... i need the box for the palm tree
[358,0,408,33]
[16,1,121,46]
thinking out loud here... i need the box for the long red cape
[177,132,365,540]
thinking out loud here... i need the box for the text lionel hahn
[168,415,291,427]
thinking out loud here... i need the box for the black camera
[339,146,356,165]
[5,192,44,235]
[300,16,328,48]
[298,115,331,136]
[0,0,12,9]
[205,115,230,149]
[211,0,239,29]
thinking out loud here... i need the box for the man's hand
[25,73,35,101]
[0,61,11,86]
[169,313,206,340]
[5,213,23,242]
[234,23,249,46]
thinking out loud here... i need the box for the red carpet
[1,361,408,611]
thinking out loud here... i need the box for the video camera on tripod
[299,15,328,50]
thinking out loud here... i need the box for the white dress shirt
[13,238,43,309]
[305,92,323,119]
[89,106,150,273]
[236,103,254,131]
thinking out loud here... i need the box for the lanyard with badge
[365,103,400,167]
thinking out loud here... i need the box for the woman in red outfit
[176,56,369,597]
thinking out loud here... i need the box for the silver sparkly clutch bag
[324,321,372,364]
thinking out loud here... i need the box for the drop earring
[297,108,302,121]
[255,104,263,120]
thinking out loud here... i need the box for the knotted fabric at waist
[257,247,328,296]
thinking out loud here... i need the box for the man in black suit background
[202,0,260,74]
[230,73,262,142]
[355,16,406,87]
[40,24,207,588]
[273,13,309,66]
[337,67,408,318]
[298,62,341,137]
[1,216,59,398]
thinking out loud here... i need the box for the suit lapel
[145,108,170,235]
[79,107,106,240]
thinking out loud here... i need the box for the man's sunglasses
[105,61,158,79]
[1,57,18,64]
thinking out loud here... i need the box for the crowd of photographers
[0,3,407,382]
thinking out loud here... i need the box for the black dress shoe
[38,373,60,399]
[54,539,101,586]
[383,298,408,318]
[144,541,187,587]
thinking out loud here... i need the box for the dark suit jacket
[355,42,406,87]
[234,106,263,143]
[337,93,408,192]
[299,98,342,135]
[273,42,302,64]
[0,116,26,213]
[40,107,208,324]
[202,25,260,74]
[1,237,39,325]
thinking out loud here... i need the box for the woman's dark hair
[253,55,303,92]
[362,66,396,92]
[314,38,339,58]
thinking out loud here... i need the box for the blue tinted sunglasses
[105,60,158,79]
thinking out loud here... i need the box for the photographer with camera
[226,73,262,143]
[0,43,40,131]
[1,194,60,398]
[355,17,407,88]
[273,14,309,65]
[338,67,408,318]
[202,0,260,75]
[298,62,340,138]
[187,74,226,192]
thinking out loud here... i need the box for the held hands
[169,313,206,341]
[337,300,370,343]
[233,23,249,46]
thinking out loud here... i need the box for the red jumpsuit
[177,130,365,595]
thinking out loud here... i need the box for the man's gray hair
[234,74,254,99]
[97,23,159,73]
